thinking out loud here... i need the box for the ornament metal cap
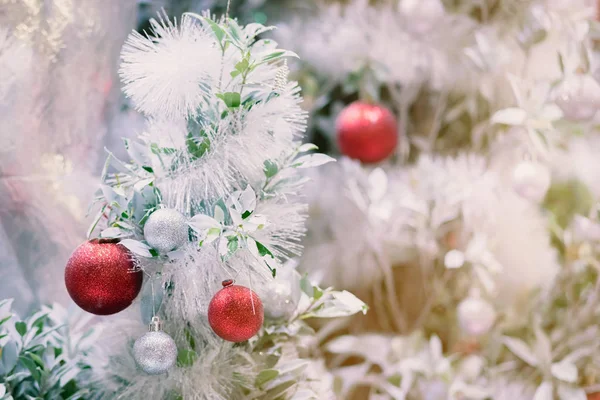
[222,279,234,287]
[149,316,162,332]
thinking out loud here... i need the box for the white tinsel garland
[87,11,367,400]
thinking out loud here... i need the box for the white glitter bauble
[512,161,551,202]
[143,208,188,254]
[133,330,178,375]
[262,269,301,320]
[457,295,496,336]
[555,74,600,121]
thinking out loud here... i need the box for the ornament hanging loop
[149,316,162,332]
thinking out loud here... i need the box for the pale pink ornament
[555,74,600,121]
[512,161,551,202]
[457,291,496,336]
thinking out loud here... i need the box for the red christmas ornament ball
[208,280,264,342]
[65,240,143,315]
[336,101,398,163]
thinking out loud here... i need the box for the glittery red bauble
[208,280,264,342]
[65,240,143,315]
[336,101,398,163]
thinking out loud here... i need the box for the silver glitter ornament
[457,291,496,337]
[133,317,178,375]
[262,268,301,320]
[143,208,188,254]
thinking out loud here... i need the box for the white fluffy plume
[120,13,221,118]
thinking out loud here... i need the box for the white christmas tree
[277,0,600,398]
[63,10,366,400]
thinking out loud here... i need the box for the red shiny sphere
[208,281,264,342]
[65,240,143,315]
[336,101,398,163]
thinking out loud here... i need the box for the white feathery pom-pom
[120,13,221,118]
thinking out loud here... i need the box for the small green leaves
[255,241,274,258]
[231,54,251,79]
[259,50,299,65]
[255,369,279,388]
[19,355,41,381]
[263,160,278,178]
[186,132,211,159]
[176,349,198,367]
[300,275,313,298]
[1,300,99,397]
[0,315,12,327]
[216,92,242,108]
[204,17,225,43]
[224,18,244,49]
[312,286,324,301]
[150,143,176,156]
[207,227,221,240]
[241,210,252,219]
[227,236,239,254]
[15,321,26,336]
[218,234,239,260]
[1,340,18,372]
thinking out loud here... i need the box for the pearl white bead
[512,161,551,203]
[555,74,600,121]
[457,295,496,336]
[262,268,301,321]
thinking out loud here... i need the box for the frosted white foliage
[481,378,537,400]
[120,13,221,118]
[302,154,558,309]
[301,159,390,289]
[277,0,476,90]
